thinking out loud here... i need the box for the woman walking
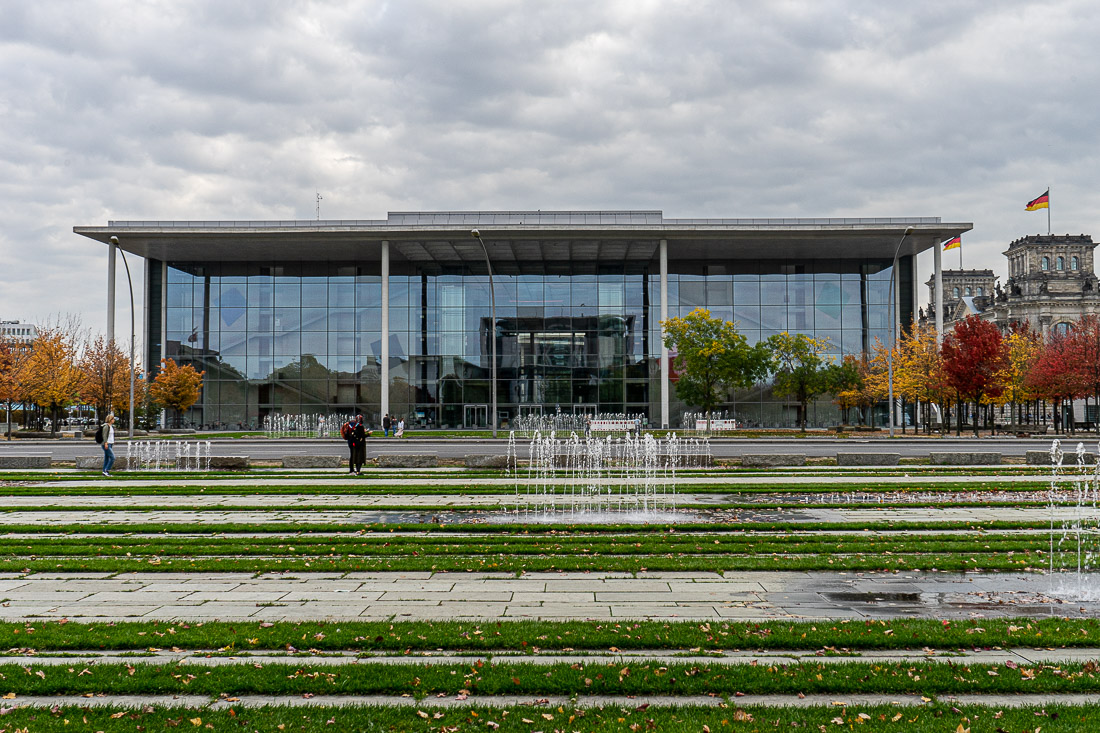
[101,415,116,476]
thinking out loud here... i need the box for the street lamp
[886,227,914,438]
[470,229,498,438]
[109,237,137,439]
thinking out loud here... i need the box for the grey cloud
[1,0,1099,337]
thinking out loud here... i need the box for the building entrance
[464,404,488,429]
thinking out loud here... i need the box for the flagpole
[1047,184,1051,235]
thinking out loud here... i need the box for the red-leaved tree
[1027,332,1085,434]
[1070,315,1100,432]
[941,315,1008,436]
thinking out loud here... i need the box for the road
[0,435,1080,461]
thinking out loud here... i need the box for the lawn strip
[0,618,1092,652]
[0,532,1047,556]
[1,703,1098,733]
[2,659,1100,697]
[0,519,1056,534]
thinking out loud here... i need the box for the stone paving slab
[1,570,1096,621]
[8,647,1098,667]
[21,473,1075,489]
[3,504,1096,526]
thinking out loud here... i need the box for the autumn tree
[80,335,130,421]
[149,358,205,427]
[941,315,1008,436]
[1027,332,1084,433]
[895,322,948,434]
[0,339,30,436]
[765,332,832,432]
[662,308,769,430]
[18,323,84,433]
[1070,315,1100,431]
[999,321,1041,430]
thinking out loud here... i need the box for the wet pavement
[0,569,1095,622]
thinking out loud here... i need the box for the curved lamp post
[886,227,914,438]
[109,236,136,439]
[469,229,498,438]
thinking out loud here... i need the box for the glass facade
[159,251,912,430]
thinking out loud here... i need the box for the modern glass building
[75,211,969,429]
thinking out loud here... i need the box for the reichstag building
[75,211,969,430]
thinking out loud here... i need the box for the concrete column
[160,260,167,429]
[107,242,117,346]
[143,258,151,378]
[659,239,669,429]
[911,254,920,330]
[381,241,390,421]
[933,237,944,342]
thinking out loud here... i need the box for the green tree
[766,332,832,432]
[661,308,768,430]
[824,353,863,425]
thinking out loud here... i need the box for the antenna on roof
[316,193,322,220]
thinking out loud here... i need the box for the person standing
[342,416,356,473]
[101,415,116,476]
[350,414,367,475]
[396,417,405,438]
[382,413,392,437]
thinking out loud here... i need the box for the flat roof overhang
[74,212,972,265]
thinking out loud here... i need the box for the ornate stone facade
[921,269,996,325]
[926,234,1100,336]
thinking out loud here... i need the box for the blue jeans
[102,445,115,473]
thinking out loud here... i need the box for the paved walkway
[0,570,1094,622]
[15,473,1070,487]
[10,647,1100,667]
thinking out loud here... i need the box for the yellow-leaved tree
[999,321,1041,429]
[80,335,131,421]
[0,338,30,436]
[894,322,947,434]
[18,324,84,433]
[149,359,205,428]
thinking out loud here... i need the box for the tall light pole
[886,227,914,438]
[470,229,498,438]
[109,237,136,438]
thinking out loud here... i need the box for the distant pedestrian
[100,415,116,476]
[349,414,367,475]
[396,417,405,438]
[382,413,392,437]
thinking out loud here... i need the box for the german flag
[943,236,961,251]
[1026,189,1049,211]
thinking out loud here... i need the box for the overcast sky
[3,0,1098,343]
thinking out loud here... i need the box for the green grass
[0,528,1055,572]
[1,618,1092,652]
[0,518,1057,534]
[2,659,1100,697]
[4,703,1098,733]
